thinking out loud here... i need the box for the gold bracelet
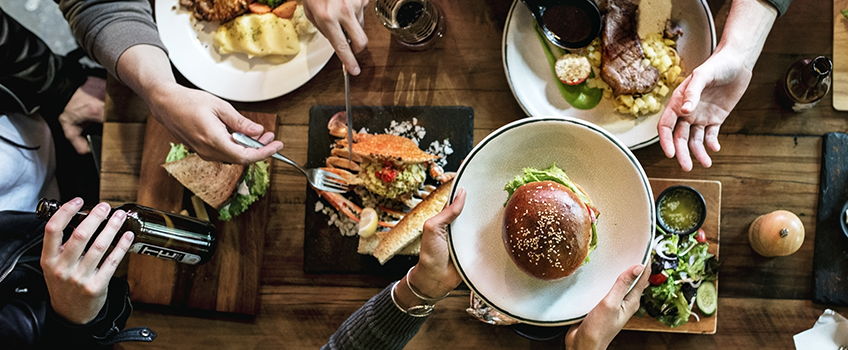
[406,266,451,303]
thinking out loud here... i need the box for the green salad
[640,226,719,327]
[504,164,599,263]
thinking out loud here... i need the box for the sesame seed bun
[503,181,593,280]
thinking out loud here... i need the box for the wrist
[408,264,454,299]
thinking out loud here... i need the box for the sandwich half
[162,143,270,221]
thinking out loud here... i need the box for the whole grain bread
[162,154,244,209]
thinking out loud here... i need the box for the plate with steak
[502,0,715,149]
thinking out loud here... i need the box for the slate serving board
[813,132,848,305]
[303,105,474,275]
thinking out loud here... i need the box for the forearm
[114,45,178,106]
[322,284,427,350]
[57,0,167,79]
[718,0,778,69]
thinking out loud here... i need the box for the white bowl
[448,116,654,326]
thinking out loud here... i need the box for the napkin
[793,309,848,350]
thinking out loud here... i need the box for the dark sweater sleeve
[0,9,85,115]
[56,0,167,79]
[762,0,792,16]
[322,284,428,350]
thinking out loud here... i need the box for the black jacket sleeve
[0,9,85,116]
[763,0,792,16]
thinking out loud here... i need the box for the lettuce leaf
[165,143,190,163]
[218,161,270,221]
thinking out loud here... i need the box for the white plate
[448,117,654,326]
[155,1,335,102]
[502,0,716,149]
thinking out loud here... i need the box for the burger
[502,164,599,280]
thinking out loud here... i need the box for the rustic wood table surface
[101,0,845,348]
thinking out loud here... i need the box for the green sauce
[659,189,703,232]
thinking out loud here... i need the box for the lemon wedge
[358,208,379,237]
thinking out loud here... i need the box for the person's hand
[59,77,106,154]
[40,198,135,324]
[393,188,465,309]
[657,48,752,171]
[564,264,649,350]
[146,83,283,164]
[302,0,369,75]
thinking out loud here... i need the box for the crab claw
[317,189,361,222]
[428,162,455,183]
[329,111,350,138]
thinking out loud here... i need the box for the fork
[231,132,348,193]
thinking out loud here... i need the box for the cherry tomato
[649,273,667,286]
[695,228,707,243]
[375,165,399,183]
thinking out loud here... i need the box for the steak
[600,0,659,95]
[180,0,250,23]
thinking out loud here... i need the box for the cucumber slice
[696,281,717,316]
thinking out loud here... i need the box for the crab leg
[317,190,361,221]
[316,189,397,228]
[326,156,361,172]
[428,162,456,184]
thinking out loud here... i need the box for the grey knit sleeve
[55,0,167,79]
[322,284,428,350]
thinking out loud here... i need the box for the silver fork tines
[231,132,348,193]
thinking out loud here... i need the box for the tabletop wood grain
[102,0,847,348]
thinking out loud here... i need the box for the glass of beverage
[374,0,445,50]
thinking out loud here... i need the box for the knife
[343,66,354,162]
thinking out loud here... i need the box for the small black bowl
[655,186,707,236]
[520,0,603,49]
[509,323,570,341]
[840,200,848,240]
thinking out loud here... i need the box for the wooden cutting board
[835,0,848,111]
[623,178,721,334]
[127,112,276,315]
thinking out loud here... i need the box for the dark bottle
[778,56,833,112]
[36,199,216,265]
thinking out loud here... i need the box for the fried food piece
[180,0,250,23]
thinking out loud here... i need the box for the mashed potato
[585,33,684,117]
[214,13,300,58]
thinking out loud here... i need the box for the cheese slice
[214,13,300,58]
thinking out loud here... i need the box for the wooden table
[102,0,845,348]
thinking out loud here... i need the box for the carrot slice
[249,2,272,14]
[272,1,297,19]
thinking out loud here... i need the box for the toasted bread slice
[162,154,244,209]
[373,179,454,264]
[358,233,421,256]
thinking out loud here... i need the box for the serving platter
[448,116,655,326]
[502,0,716,149]
[154,0,334,102]
[302,105,474,276]
[623,178,721,334]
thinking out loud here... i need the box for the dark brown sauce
[542,4,593,44]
